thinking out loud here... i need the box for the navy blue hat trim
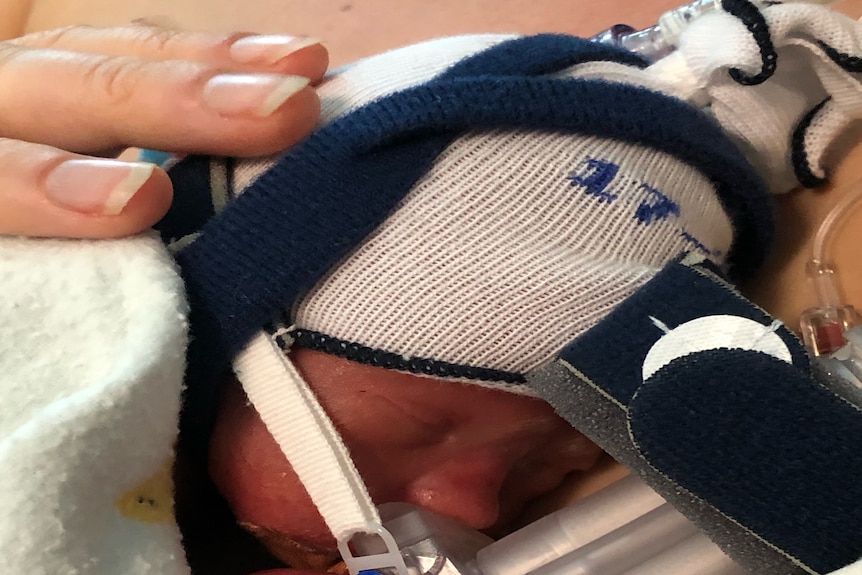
[817,39,862,72]
[283,328,526,384]
[157,156,216,244]
[791,97,831,188]
[722,0,778,86]
[788,35,862,189]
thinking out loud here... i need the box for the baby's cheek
[208,378,334,546]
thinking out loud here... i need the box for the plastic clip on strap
[233,331,410,575]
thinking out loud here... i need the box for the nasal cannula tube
[808,178,862,306]
[475,475,744,575]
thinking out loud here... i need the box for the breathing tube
[355,475,745,575]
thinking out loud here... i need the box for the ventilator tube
[475,474,666,575]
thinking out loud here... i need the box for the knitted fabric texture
[159,15,862,574]
[166,34,772,396]
[291,131,733,376]
[647,2,862,192]
[0,234,189,575]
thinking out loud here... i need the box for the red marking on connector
[816,323,847,354]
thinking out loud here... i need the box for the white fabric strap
[232,331,380,539]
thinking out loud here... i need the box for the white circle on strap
[642,314,793,382]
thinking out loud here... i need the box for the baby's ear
[529,254,862,575]
[648,1,862,194]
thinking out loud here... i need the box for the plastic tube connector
[656,0,720,47]
[800,177,862,357]
[799,303,859,356]
[592,0,837,61]
[589,0,720,60]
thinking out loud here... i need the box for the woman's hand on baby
[0,22,327,238]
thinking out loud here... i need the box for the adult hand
[0,23,327,238]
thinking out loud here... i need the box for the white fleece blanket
[0,233,190,575]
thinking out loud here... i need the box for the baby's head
[164,33,770,571]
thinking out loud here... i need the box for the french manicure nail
[44,160,154,215]
[202,73,310,117]
[230,35,321,65]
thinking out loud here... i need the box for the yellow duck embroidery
[115,459,175,524]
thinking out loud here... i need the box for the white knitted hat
[289,129,732,382]
[169,3,862,391]
[167,34,767,396]
[162,36,772,551]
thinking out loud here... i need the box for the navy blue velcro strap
[558,256,807,405]
[632,348,862,574]
[528,255,862,574]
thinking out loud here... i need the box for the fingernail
[230,35,322,65]
[45,160,154,215]
[202,73,310,117]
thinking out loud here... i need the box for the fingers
[0,138,172,238]
[0,43,322,156]
[0,23,330,238]
[8,24,328,82]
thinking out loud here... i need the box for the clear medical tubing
[593,0,836,61]
[813,182,862,263]
[618,532,748,575]
[475,474,666,575]
[800,180,862,354]
[524,504,700,575]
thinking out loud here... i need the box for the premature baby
[4,2,862,574]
